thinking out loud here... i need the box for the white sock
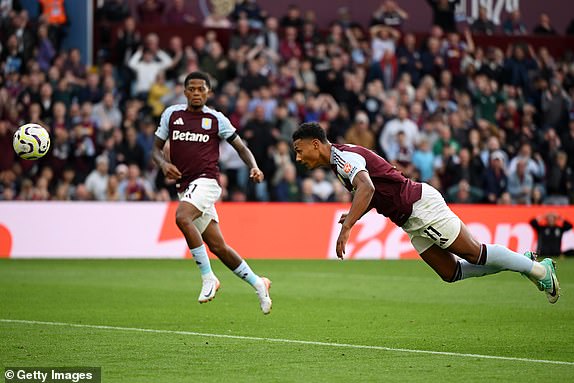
[459,260,503,279]
[232,260,260,286]
[484,244,534,274]
[530,262,547,280]
[190,244,215,279]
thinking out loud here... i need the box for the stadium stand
[0,0,572,205]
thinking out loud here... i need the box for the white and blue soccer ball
[13,123,51,160]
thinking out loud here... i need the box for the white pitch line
[2,318,573,366]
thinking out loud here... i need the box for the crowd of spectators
[0,0,573,205]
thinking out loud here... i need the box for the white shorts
[402,183,461,254]
[178,178,222,234]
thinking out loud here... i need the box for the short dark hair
[292,122,327,143]
[184,71,211,89]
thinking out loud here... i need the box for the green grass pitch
[1,258,573,382]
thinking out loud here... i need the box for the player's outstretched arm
[229,135,264,183]
[336,171,375,259]
[152,137,181,180]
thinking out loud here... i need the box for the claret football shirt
[330,143,422,227]
[155,104,237,192]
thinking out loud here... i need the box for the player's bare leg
[176,202,204,248]
[418,244,460,282]
[203,221,272,314]
[176,201,220,303]
[202,220,242,270]
[443,222,482,263]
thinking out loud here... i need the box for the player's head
[293,122,327,143]
[183,72,211,109]
[184,71,211,89]
[292,122,329,169]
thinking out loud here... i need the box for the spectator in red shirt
[137,0,165,24]
[279,26,302,62]
[163,0,194,25]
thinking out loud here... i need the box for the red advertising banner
[212,203,574,259]
[1,202,572,259]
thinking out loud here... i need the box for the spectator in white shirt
[91,92,122,130]
[85,155,110,201]
[507,142,546,183]
[219,140,249,192]
[128,46,172,99]
[311,168,335,202]
[379,105,419,156]
[370,24,400,62]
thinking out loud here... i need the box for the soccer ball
[13,123,51,160]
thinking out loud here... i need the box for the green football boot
[538,258,560,304]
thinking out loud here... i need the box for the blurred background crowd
[0,0,573,205]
